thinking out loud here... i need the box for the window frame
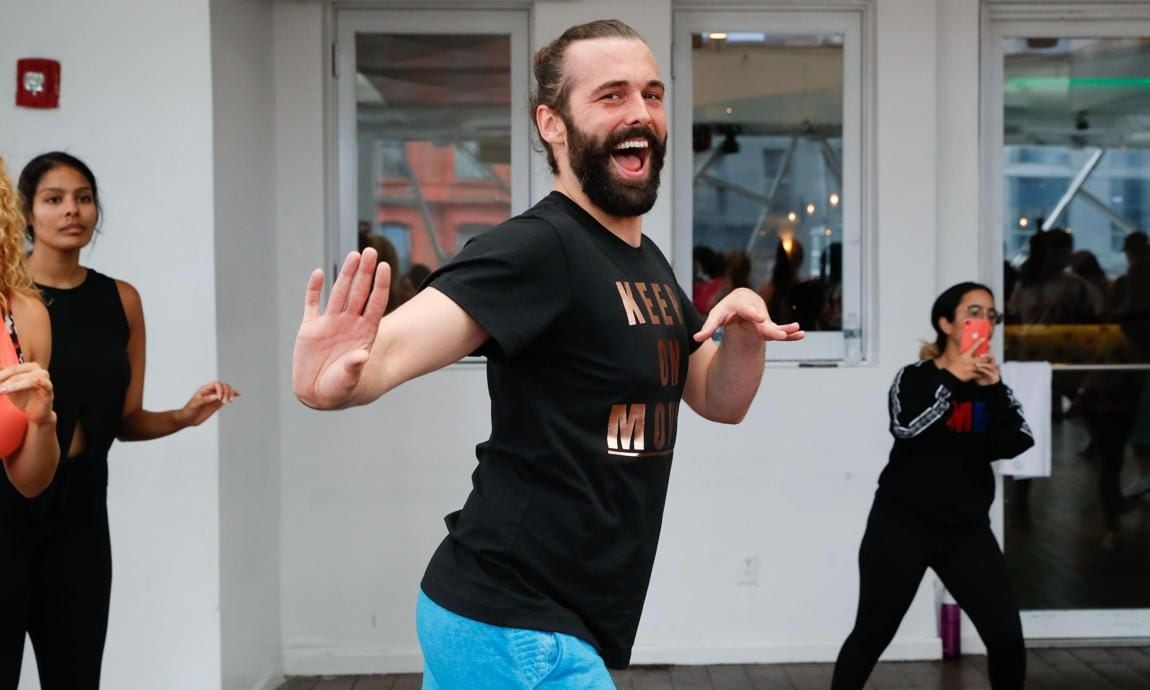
[980,1,1150,640]
[331,7,531,281]
[671,8,870,363]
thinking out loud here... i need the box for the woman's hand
[0,363,55,425]
[176,381,239,427]
[944,341,1000,385]
[943,341,983,382]
[973,353,1001,386]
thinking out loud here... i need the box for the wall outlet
[737,554,760,586]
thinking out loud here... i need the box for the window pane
[690,32,845,333]
[1001,36,1150,612]
[355,33,512,308]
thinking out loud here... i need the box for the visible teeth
[614,140,648,150]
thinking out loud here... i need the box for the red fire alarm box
[16,58,60,109]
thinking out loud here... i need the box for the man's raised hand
[292,248,391,409]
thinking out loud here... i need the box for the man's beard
[563,114,666,218]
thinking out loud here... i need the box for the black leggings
[0,456,112,690]
[831,501,1025,690]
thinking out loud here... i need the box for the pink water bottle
[940,591,961,658]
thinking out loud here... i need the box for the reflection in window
[378,222,413,274]
[1002,38,1150,357]
[1000,36,1150,612]
[690,32,845,333]
[356,221,413,313]
[355,32,513,315]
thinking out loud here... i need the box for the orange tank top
[0,310,29,459]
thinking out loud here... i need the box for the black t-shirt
[420,192,705,669]
[876,359,1035,526]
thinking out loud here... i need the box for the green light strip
[1007,76,1150,89]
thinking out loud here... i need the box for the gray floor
[278,644,1150,689]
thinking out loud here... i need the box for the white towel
[998,361,1052,478]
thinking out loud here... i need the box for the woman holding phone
[831,282,1034,690]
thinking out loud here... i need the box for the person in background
[1112,232,1150,509]
[692,245,725,314]
[1069,249,1110,318]
[1008,228,1102,325]
[359,231,414,313]
[1,151,239,688]
[292,19,803,688]
[0,155,58,501]
[760,238,830,331]
[1110,232,1148,318]
[759,238,804,325]
[832,282,1033,690]
[820,242,843,330]
[707,249,751,312]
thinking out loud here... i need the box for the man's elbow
[704,405,749,425]
[294,389,359,411]
[292,381,339,410]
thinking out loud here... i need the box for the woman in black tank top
[0,152,239,689]
[0,156,58,499]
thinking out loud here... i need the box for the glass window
[334,9,529,312]
[997,35,1150,615]
[673,11,865,362]
[371,222,412,275]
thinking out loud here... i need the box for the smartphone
[960,318,990,357]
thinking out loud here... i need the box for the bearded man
[291,19,803,689]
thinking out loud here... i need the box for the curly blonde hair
[0,156,39,312]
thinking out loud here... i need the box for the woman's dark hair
[1070,249,1108,296]
[530,19,645,175]
[725,249,751,290]
[921,281,994,359]
[1123,230,1148,257]
[1019,227,1072,284]
[693,245,725,280]
[18,151,101,241]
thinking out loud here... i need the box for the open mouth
[610,138,651,180]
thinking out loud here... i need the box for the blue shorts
[416,589,617,689]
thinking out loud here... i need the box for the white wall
[936,0,983,289]
[0,0,223,688]
[211,0,283,688]
[274,0,992,674]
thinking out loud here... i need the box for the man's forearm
[703,329,765,423]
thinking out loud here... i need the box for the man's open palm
[293,249,390,409]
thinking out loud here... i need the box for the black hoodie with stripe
[875,359,1035,526]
